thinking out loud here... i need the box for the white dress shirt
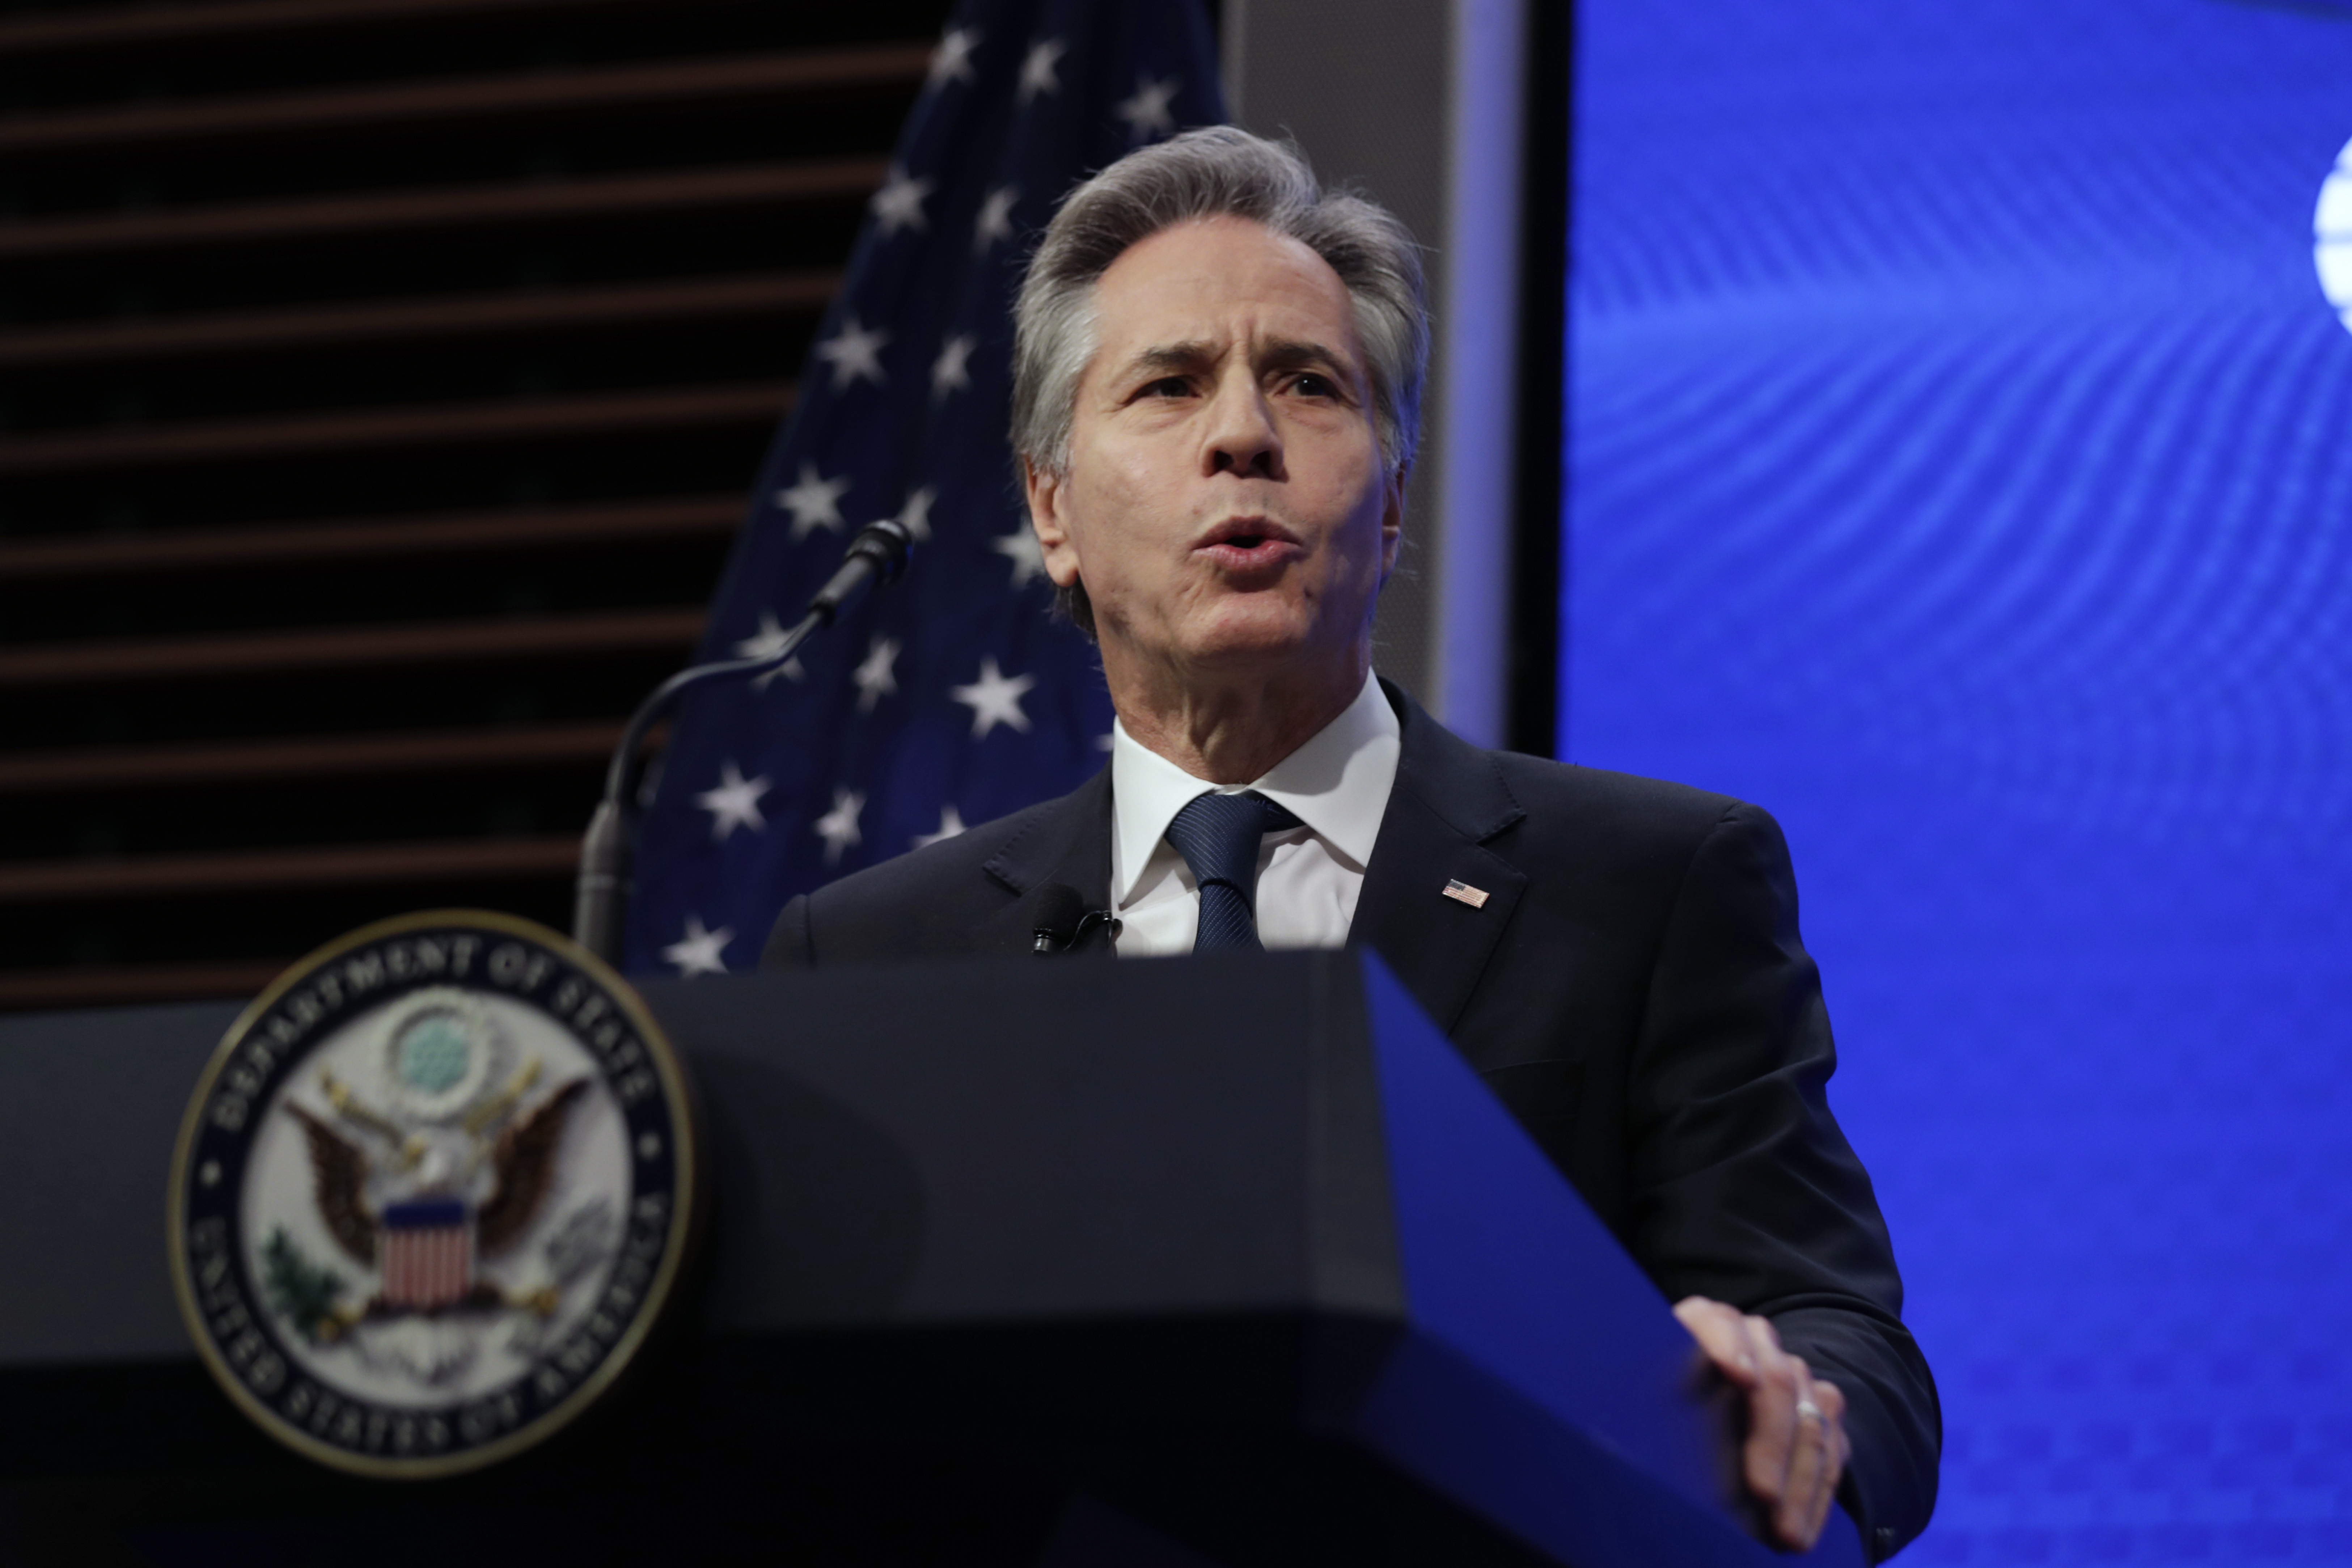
[1108,671,1401,956]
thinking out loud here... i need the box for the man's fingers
[1677,1301,1854,1551]
[1811,1435,1845,1544]
[1674,1296,1760,1385]
[1742,1330,1806,1503]
[1778,1376,1852,1549]
[1776,1382,1834,1547]
[1813,1375,1851,1522]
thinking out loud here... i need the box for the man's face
[1025,216,1403,685]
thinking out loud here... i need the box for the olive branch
[260,1226,347,1344]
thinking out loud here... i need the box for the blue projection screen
[1565,3,2352,1562]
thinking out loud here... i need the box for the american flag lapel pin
[1442,879,1490,909]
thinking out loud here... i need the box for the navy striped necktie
[1162,790,1304,953]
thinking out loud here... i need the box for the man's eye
[1143,376,1191,397]
[1291,372,1336,397]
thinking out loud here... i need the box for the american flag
[623,0,1226,978]
[378,1197,474,1310]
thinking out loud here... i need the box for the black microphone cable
[1030,882,1118,954]
[572,518,914,962]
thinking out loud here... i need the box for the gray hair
[1010,126,1430,637]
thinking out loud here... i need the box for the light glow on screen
[2317,140,2352,333]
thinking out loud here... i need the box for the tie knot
[1164,791,1300,892]
[1163,791,1302,954]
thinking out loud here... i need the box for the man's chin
[1174,618,1354,680]
[1097,594,1365,687]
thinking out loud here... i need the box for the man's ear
[1376,463,1408,586]
[1023,456,1085,590]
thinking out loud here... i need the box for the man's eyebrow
[1258,337,1353,373]
[1118,341,1216,378]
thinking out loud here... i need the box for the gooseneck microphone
[572,518,914,963]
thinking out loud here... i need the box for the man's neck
[1105,646,1370,785]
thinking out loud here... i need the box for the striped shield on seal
[378,1197,473,1309]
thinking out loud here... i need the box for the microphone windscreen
[1031,882,1086,946]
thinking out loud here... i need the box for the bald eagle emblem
[247,993,606,1341]
[171,913,697,1478]
[285,1069,588,1324]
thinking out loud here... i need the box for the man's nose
[1202,375,1283,480]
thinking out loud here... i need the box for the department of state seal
[168,910,698,1478]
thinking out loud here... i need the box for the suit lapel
[975,767,1116,957]
[1352,683,1528,1033]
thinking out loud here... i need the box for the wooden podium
[0,949,1864,1567]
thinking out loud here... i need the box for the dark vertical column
[1223,0,1456,719]
[1506,0,1571,760]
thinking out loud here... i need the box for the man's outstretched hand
[1675,1296,1852,1551]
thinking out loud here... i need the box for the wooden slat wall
[0,160,892,260]
[0,0,949,1009]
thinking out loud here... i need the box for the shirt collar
[1109,670,1401,905]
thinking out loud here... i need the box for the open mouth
[1197,519,1300,571]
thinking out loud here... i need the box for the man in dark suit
[766,126,1938,1559]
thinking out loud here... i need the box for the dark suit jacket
[765,681,1939,1559]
